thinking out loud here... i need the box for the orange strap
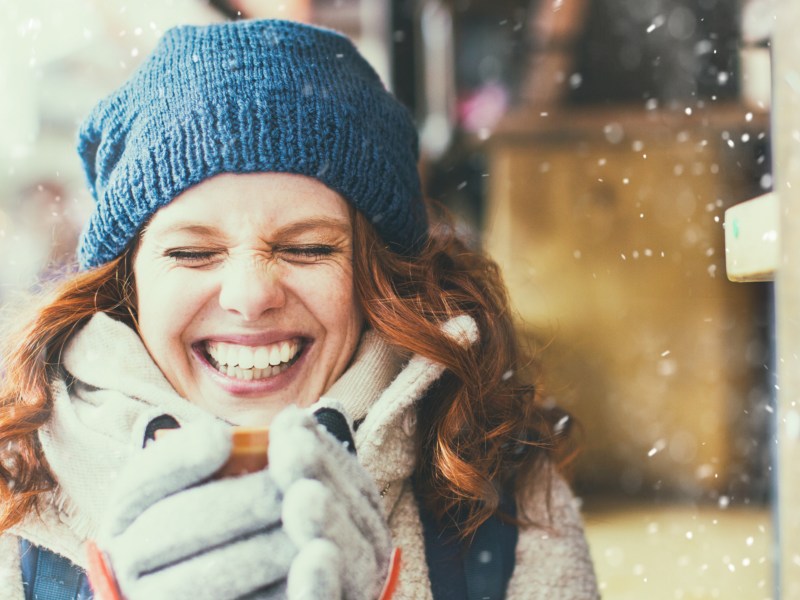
[379,547,403,600]
[85,541,123,600]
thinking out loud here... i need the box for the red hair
[0,209,573,538]
[0,254,136,532]
[351,208,574,536]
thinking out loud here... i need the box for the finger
[106,421,233,535]
[109,471,283,578]
[269,407,377,505]
[241,580,288,600]
[269,414,388,550]
[129,528,296,600]
[287,538,342,600]
[282,479,378,582]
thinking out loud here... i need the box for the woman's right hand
[94,422,296,600]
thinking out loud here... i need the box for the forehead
[144,172,352,236]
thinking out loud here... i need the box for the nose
[218,257,286,321]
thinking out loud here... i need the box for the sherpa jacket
[0,313,599,599]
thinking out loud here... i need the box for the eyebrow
[153,217,351,239]
[272,217,352,237]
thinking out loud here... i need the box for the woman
[0,19,598,600]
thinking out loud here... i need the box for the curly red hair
[0,254,137,532]
[351,208,575,535]
[0,207,573,537]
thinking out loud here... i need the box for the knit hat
[76,19,426,269]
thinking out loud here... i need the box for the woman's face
[133,172,363,425]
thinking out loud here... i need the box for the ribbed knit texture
[76,20,426,269]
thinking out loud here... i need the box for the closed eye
[277,244,336,262]
[165,249,223,266]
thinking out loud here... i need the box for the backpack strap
[418,490,518,600]
[19,538,93,600]
[463,493,518,600]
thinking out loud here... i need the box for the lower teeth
[217,362,288,380]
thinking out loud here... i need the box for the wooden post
[773,1,800,596]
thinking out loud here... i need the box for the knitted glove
[269,403,394,599]
[94,421,296,600]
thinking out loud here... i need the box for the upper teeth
[206,340,300,369]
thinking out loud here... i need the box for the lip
[191,336,311,396]
[198,331,306,346]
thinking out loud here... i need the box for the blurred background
[0,0,786,597]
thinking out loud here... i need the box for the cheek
[290,267,362,340]
[322,272,360,319]
[136,267,172,331]
[325,283,363,372]
[134,263,204,367]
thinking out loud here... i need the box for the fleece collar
[11,312,478,568]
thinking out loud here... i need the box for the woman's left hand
[269,404,394,600]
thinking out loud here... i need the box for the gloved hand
[94,421,296,600]
[268,403,394,600]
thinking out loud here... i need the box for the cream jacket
[0,313,598,599]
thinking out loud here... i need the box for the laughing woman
[0,19,598,600]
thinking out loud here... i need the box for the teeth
[254,347,270,369]
[208,342,226,366]
[268,346,281,366]
[206,339,301,380]
[238,347,254,369]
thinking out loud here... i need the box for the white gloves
[270,403,394,600]
[93,403,393,600]
[96,422,295,600]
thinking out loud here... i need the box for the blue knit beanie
[76,19,426,269]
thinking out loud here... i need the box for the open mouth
[200,338,305,381]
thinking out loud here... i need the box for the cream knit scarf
[11,313,221,566]
[0,312,600,599]
[4,311,411,570]
[7,312,609,600]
